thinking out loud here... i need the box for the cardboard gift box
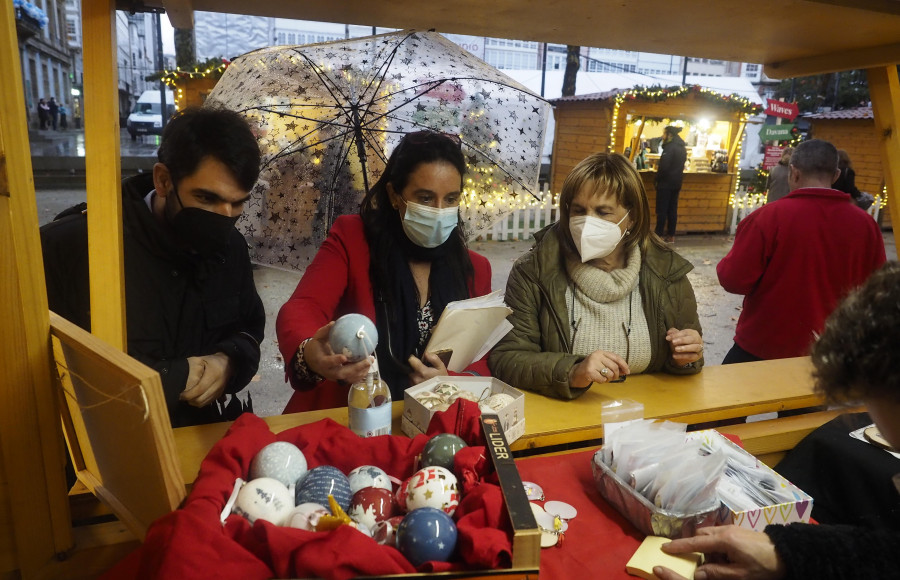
[103,402,539,580]
[402,376,525,443]
[591,429,813,539]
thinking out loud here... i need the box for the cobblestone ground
[34,188,896,417]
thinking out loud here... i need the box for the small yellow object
[315,495,353,531]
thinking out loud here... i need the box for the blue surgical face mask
[400,201,460,248]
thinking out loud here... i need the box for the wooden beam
[0,1,75,575]
[867,65,900,259]
[163,0,195,30]
[766,42,900,79]
[83,0,126,349]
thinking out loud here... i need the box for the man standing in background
[655,125,687,243]
[717,139,885,364]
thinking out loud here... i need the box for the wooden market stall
[807,106,893,230]
[550,86,762,233]
[4,0,900,578]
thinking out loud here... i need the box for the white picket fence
[482,183,559,241]
[729,190,884,234]
[483,183,885,239]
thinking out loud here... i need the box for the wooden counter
[173,357,819,484]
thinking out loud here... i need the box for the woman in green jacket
[489,152,704,399]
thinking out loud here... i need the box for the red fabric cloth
[717,187,885,359]
[275,215,494,413]
[102,402,511,580]
[516,449,642,579]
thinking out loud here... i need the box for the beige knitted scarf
[564,245,651,372]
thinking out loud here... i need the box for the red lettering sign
[763,146,784,170]
[766,99,799,121]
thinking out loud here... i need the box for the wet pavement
[29,127,162,158]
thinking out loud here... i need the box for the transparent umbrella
[206,30,551,270]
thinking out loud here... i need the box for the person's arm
[716,212,769,295]
[214,247,265,395]
[488,260,587,399]
[654,525,785,580]
[765,523,900,580]
[275,221,355,389]
[662,274,704,374]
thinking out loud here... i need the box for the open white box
[402,376,525,443]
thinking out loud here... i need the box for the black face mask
[167,187,239,256]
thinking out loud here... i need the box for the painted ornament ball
[232,477,295,526]
[249,441,308,488]
[348,465,393,495]
[420,433,468,472]
[349,486,398,530]
[295,465,353,512]
[397,507,458,566]
[405,466,459,516]
[329,313,378,362]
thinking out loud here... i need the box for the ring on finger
[600,367,610,378]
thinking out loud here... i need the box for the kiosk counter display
[550,86,763,233]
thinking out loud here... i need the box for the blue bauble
[420,433,468,472]
[329,313,378,362]
[294,465,353,512]
[397,507,458,566]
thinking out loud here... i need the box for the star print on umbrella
[206,30,550,271]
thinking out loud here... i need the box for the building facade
[15,0,73,128]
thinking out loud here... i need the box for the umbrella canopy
[206,30,550,270]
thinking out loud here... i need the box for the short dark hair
[811,261,900,404]
[157,107,261,191]
[790,139,839,181]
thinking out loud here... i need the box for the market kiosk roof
[135,0,900,78]
[504,71,765,106]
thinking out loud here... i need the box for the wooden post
[83,0,126,349]
[0,1,74,575]
[867,65,900,257]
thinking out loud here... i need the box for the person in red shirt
[276,131,492,412]
[717,139,885,364]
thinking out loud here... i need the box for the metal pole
[540,42,547,97]
[681,56,688,85]
[155,12,167,130]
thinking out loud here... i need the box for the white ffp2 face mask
[569,212,630,262]
[401,201,460,248]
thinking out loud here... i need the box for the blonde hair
[558,152,666,254]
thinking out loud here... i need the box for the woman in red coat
[276,130,492,413]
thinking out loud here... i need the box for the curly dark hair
[811,261,900,404]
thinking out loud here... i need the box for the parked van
[126,89,176,140]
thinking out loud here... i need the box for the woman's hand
[569,350,630,388]
[304,322,372,384]
[653,525,785,580]
[407,352,449,385]
[666,328,703,365]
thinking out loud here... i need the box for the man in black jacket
[41,108,265,427]
[654,125,687,243]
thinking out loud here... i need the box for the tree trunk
[174,28,196,70]
[562,45,580,97]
